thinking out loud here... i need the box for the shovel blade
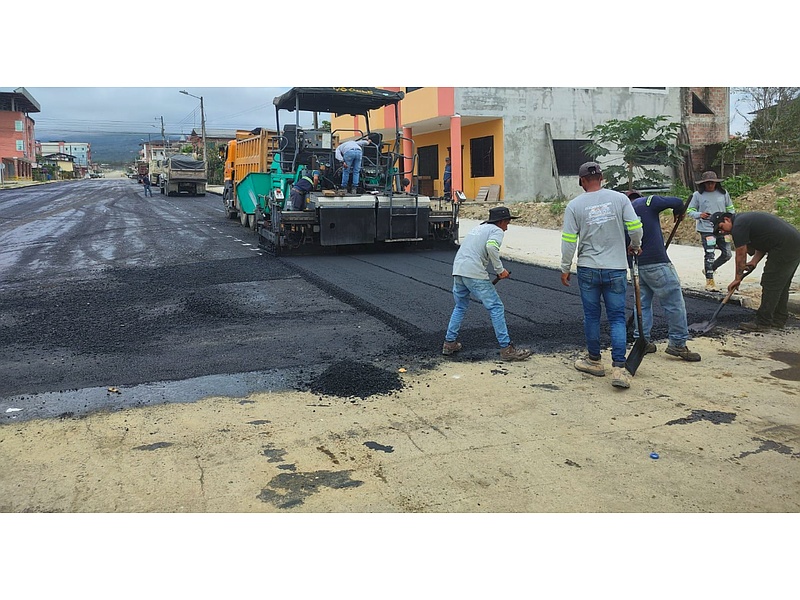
[625,337,649,376]
[688,320,714,335]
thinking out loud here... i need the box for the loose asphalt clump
[306,359,405,400]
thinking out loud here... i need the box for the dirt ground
[1,325,798,514]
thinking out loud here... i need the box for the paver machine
[234,87,458,256]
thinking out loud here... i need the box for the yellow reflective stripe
[626,219,643,231]
[486,240,501,250]
[687,207,698,213]
[726,204,735,211]
[561,232,578,242]
[646,195,654,206]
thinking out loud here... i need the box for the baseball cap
[709,211,731,232]
[578,162,602,178]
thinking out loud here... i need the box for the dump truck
[228,87,459,256]
[219,128,277,222]
[162,155,207,197]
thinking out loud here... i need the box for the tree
[733,87,800,142]
[583,115,688,192]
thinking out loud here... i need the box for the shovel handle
[492,271,510,285]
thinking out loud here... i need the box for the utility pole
[179,90,207,177]
[158,116,167,157]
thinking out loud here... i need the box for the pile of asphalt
[306,359,405,400]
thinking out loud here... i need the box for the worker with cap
[687,171,735,290]
[443,206,532,361]
[711,211,800,332]
[561,162,643,389]
[286,169,319,211]
[624,191,700,361]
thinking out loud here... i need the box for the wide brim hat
[482,206,519,224]
[695,171,723,185]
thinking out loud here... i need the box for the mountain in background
[34,131,173,166]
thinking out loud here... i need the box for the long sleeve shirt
[452,222,505,280]
[628,194,686,266]
[561,188,643,272]
[334,139,368,161]
[687,189,735,233]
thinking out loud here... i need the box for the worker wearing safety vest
[287,170,319,211]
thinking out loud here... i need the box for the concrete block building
[331,87,729,202]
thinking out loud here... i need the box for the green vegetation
[584,115,688,192]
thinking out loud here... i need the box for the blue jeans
[576,267,628,366]
[633,262,689,347]
[445,276,510,348]
[342,148,363,188]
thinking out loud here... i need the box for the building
[330,87,730,201]
[0,87,40,182]
[39,152,77,179]
[37,141,92,177]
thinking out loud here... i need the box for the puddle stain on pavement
[736,437,800,459]
[133,441,173,451]
[257,470,364,509]
[768,351,800,381]
[364,441,394,453]
[666,410,737,426]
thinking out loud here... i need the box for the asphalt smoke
[308,360,405,400]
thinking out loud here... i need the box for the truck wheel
[240,209,248,227]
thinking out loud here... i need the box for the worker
[560,162,642,389]
[711,211,800,332]
[335,138,370,193]
[687,171,735,290]
[624,191,700,361]
[286,169,319,211]
[443,157,452,201]
[142,174,153,197]
[442,206,532,362]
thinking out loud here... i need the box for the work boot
[500,344,532,361]
[705,278,716,291]
[442,340,462,356]
[645,342,657,354]
[739,321,771,333]
[665,344,701,361]
[611,366,632,389]
[574,355,605,377]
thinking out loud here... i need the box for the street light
[179,90,207,177]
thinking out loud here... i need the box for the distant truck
[161,155,207,196]
[136,161,149,183]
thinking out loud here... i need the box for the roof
[0,87,41,113]
[272,87,405,115]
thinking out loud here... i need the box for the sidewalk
[459,218,800,315]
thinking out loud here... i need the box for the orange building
[0,87,39,182]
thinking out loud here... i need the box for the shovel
[491,271,510,285]
[625,255,648,376]
[688,268,751,335]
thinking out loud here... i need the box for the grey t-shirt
[452,222,505,280]
[561,188,643,272]
[687,189,735,233]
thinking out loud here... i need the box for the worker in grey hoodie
[687,170,735,290]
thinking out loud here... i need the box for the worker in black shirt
[711,211,800,331]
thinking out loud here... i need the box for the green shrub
[723,174,759,198]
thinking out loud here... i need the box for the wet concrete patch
[364,441,394,453]
[769,351,800,381]
[736,438,800,459]
[262,444,288,463]
[666,410,736,426]
[133,441,173,451]
[257,470,364,509]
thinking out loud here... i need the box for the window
[470,136,494,178]
[15,120,23,131]
[418,145,439,179]
[638,143,670,165]
[691,92,714,115]
[16,140,24,152]
[632,87,667,92]
[553,140,593,176]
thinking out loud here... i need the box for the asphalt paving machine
[233,87,458,255]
